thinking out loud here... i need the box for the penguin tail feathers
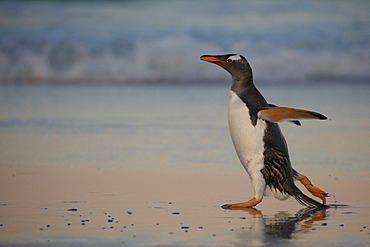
[292,188,328,208]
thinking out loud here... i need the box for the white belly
[228,91,266,168]
[228,91,267,198]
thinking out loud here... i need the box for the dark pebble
[239,217,246,219]
[127,211,133,215]
[230,229,234,231]
[110,226,114,229]
[169,232,174,234]
[102,227,106,229]
[46,225,50,228]
[121,230,124,232]
[81,220,85,222]
[363,226,367,229]
[39,228,44,231]
[312,228,316,231]
[322,223,327,226]
[156,223,159,225]
[181,226,189,229]
[123,226,127,228]
[198,226,203,229]
[212,234,216,237]
[168,202,173,204]
[67,208,78,211]
[82,223,86,226]
[67,223,71,226]
[131,224,134,226]
[340,224,344,227]
[108,219,113,222]
[115,221,119,223]
[0,224,3,226]
[185,230,188,233]
[172,212,180,215]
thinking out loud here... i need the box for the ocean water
[1,83,369,175]
[0,0,369,83]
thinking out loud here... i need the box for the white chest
[228,91,266,170]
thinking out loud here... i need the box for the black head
[200,54,254,89]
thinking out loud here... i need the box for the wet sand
[0,83,369,246]
[0,167,369,246]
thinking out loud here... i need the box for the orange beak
[200,56,225,63]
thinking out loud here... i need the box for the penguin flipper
[258,107,327,123]
[268,104,301,126]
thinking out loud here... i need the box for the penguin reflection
[232,207,327,246]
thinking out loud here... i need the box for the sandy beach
[1,83,369,246]
[0,167,369,246]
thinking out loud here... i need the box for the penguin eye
[226,58,233,63]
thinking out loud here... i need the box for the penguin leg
[221,197,262,209]
[293,170,329,204]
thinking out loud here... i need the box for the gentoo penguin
[200,54,329,208]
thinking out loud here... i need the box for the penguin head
[200,54,254,88]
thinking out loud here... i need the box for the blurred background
[0,2,369,246]
[0,0,369,84]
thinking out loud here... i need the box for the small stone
[67,208,77,212]
[322,223,327,226]
[339,224,344,227]
[127,211,133,215]
[172,212,180,215]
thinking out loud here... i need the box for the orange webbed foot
[299,177,329,204]
[222,197,262,209]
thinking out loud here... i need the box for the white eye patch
[227,55,242,61]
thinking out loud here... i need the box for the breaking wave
[0,0,369,83]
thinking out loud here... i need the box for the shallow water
[0,82,369,246]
